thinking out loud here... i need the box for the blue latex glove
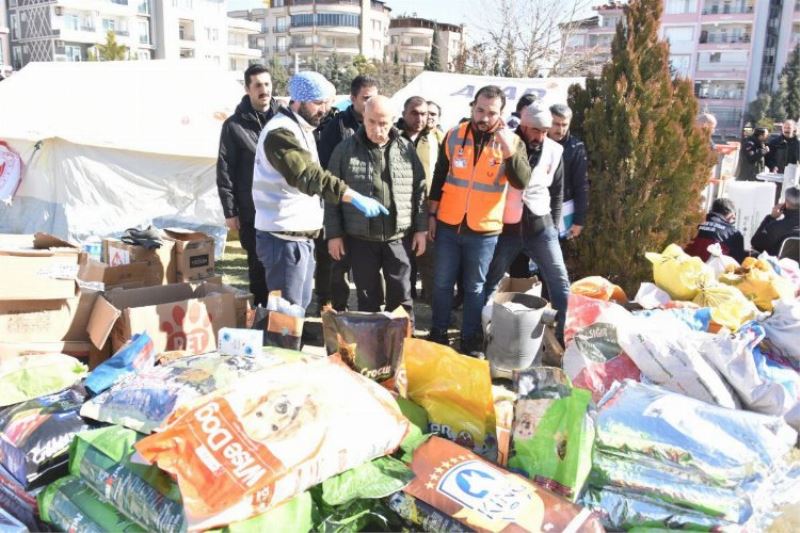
[348,190,389,217]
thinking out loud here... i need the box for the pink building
[563,0,800,138]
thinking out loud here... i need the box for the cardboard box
[0,233,83,300]
[78,258,152,291]
[103,238,176,285]
[163,229,215,281]
[496,276,543,296]
[192,281,252,328]
[0,289,111,368]
[87,281,238,354]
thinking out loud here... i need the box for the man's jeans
[431,224,498,341]
[484,222,570,343]
[255,231,315,310]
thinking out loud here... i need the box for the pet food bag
[322,308,410,382]
[508,367,594,501]
[398,338,497,459]
[69,425,186,533]
[0,385,92,488]
[0,353,87,407]
[38,475,144,533]
[84,332,155,396]
[135,357,409,530]
[0,464,38,531]
[403,437,604,533]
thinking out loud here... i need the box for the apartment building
[229,0,391,70]
[562,1,800,136]
[560,2,623,77]
[387,16,465,75]
[6,0,260,70]
[1,0,11,76]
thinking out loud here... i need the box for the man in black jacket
[684,198,746,262]
[751,186,800,256]
[314,75,380,311]
[766,120,799,174]
[737,127,770,181]
[216,64,279,307]
[549,104,589,239]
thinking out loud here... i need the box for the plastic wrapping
[322,309,410,382]
[719,257,795,312]
[0,385,92,488]
[761,300,800,362]
[645,244,715,301]
[135,357,409,530]
[80,353,282,433]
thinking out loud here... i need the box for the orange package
[570,276,628,303]
[405,437,605,533]
[134,357,409,530]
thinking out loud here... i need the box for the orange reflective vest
[437,122,510,233]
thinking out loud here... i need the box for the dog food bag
[404,437,604,533]
[0,385,92,488]
[69,425,186,533]
[0,353,87,408]
[85,332,156,396]
[0,464,38,531]
[38,475,144,533]
[135,357,409,530]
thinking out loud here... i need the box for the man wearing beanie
[253,71,388,309]
[484,101,571,344]
[751,186,800,257]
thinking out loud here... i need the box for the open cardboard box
[0,233,84,300]
[79,258,153,291]
[0,289,110,368]
[87,281,249,354]
[163,228,215,282]
[103,237,176,285]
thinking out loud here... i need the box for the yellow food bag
[720,266,795,312]
[645,244,715,301]
[693,283,758,331]
[398,338,496,458]
[570,276,628,303]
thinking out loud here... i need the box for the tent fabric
[389,71,585,130]
[0,61,243,252]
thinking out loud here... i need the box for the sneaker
[460,336,485,359]
[426,329,450,346]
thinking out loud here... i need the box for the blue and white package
[85,332,155,396]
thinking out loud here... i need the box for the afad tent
[0,60,245,254]
[390,71,585,130]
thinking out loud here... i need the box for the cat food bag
[404,437,604,533]
[84,332,156,396]
[135,357,409,530]
[0,385,91,488]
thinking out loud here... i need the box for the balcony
[694,68,748,80]
[273,45,288,52]
[699,32,751,44]
[228,45,261,58]
[59,28,102,44]
[273,25,289,33]
[702,3,754,16]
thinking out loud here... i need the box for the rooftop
[389,16,462,34]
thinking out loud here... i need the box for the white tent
[390,71,585,130]
[0,60,245,254]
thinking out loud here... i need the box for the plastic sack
[69,425,186,533]
[564,293,617,345]
[645,243,715,301]
[0,353,87,407]
[632,282,672,309]
[633,307,712,332]
[570,276,628,303]
[692,282,758,331]
[0,385,92,488]
[563,301,642,402]
[720,257,795,312]
[85,332,155,396]
[0,141,23,205]
[80,353,283,433]
[403,436,604,533]
[761,300,800,363]
[0,464,38,531]
[135,357,409,530]
[398,338,497,459]
[38,475,144,532]
[705,242,740,278]
[508,367,594,501]
[322,308,410,382]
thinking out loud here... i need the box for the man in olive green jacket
[325,96,428,315]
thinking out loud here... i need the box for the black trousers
[347,237,413,316]
[314,235,351,311]
[239,220,268,307]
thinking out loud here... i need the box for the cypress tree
[779,44,800,120]
[567,0,715,295]
[427,26,443,71]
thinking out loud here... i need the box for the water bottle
[82,235,102,262]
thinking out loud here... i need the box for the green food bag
[69,425,185,533]
[209,492,314,533]
[0,354,87,408]
[38,475,144,533]
[509,367,595,501]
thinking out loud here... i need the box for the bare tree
[465,0,602,77]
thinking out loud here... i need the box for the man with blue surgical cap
[252,71,388,310]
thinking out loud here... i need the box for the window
[137,0,150,14]
[665,0,692,14]
[276,16,288,31]
[205,27,218,41]
[372,19,381,31]
[64,45,82,61]
[103,19,115,32]
[137,50,150,60]
[12,46,22,68]
[138,20,150,44]
[709,52,721,62]
[277,36,286,51]
[291,13,360,28]
[63,14,79,31]
[664,26,693,43]
[273,0,285,6]
[372,39,381,50]
[10,14,19,39]
[669,54,691,76]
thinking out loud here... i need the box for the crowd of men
[216,64,592,356]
